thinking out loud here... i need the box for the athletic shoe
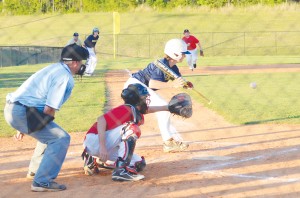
[193,64,197,68]
[26,172,35,180]
[112,168,144,182]
[163,138,189,153]
[31,181,66,192]
[84,165,99,176]
[82,150,99,176]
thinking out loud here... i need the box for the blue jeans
[4,102,70,185]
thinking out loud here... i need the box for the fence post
[243,32,246,56]
[148,34,151,58]
[212,32,214,56]
[275,31,277,55]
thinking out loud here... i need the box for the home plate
[192,155,234,161]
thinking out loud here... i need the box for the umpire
[4,44,88,192]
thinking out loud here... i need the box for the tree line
[0,0,299,15]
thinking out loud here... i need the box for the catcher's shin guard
[122,136,136,166]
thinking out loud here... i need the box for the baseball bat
[153,59,212,104]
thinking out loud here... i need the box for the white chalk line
[124,69,132,77]
[202,170,300,183]
[198,147,299,172]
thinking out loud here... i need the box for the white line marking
[202,170,300,183]
[192,155,235,161]
[198,148,299,171]
[124,69,132,77]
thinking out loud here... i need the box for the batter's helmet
[93,27,100,33]
[164,39,190,61]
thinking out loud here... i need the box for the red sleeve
[104,105,134,130]
[192,36,199,43]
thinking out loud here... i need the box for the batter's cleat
[112,168,145,182]
[163,138,189,153]
[26,172,35,180]
[31,181,66,192]
[193,64,197,68]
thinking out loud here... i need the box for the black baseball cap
[73,32,79,36]
[183,29,190,33]
[61,44,89,61]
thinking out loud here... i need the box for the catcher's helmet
[164,39,190,61]
[121,83,149,108]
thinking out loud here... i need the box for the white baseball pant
[124,77,182,142]
[186,48,198,69]
[83,125,142,167]
[85,47,97,74]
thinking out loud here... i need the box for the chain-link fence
[1,31,300,66]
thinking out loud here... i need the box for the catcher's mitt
[168,93,193,118]
[200,50,204,57]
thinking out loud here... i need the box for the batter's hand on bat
[184,81,194,89]
[172,77,186,88]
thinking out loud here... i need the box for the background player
[66,32,82,46]
[84,27,100,76]
[124,38,193,153]
[82,83,171,181]
[182,29,204,71]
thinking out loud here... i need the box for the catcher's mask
[121,83,150,114]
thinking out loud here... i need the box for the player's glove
[183,81,194,89]
[200,50,204,56]
[168,93,193,118]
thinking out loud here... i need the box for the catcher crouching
[81,83,192,181]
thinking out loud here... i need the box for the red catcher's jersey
[182,35,199,50]
[86,105,144,135]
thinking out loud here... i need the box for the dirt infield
[1,65,300,198]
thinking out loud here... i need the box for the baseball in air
[250,82,257,89]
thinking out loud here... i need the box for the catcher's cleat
[82,150,99,176]
[112,168,144,182]
[31,181,66,192]
[163,138,189,153]
[26,172,35,180]
[112,157,144,182]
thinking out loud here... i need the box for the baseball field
[1,5,300,197]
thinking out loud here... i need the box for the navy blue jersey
[132,58,181,87]
[84,35,99,48]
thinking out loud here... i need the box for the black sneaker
[112,168,144,182]
[31,181,66,192]
[193,64,197,68]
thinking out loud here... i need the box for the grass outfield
[184,72,300,125]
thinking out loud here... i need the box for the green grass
[184,72,300,125]
[0,64,106,137]
[0,5,299,58]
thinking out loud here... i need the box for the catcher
[124,38,194,153]
[81,83,192,182]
